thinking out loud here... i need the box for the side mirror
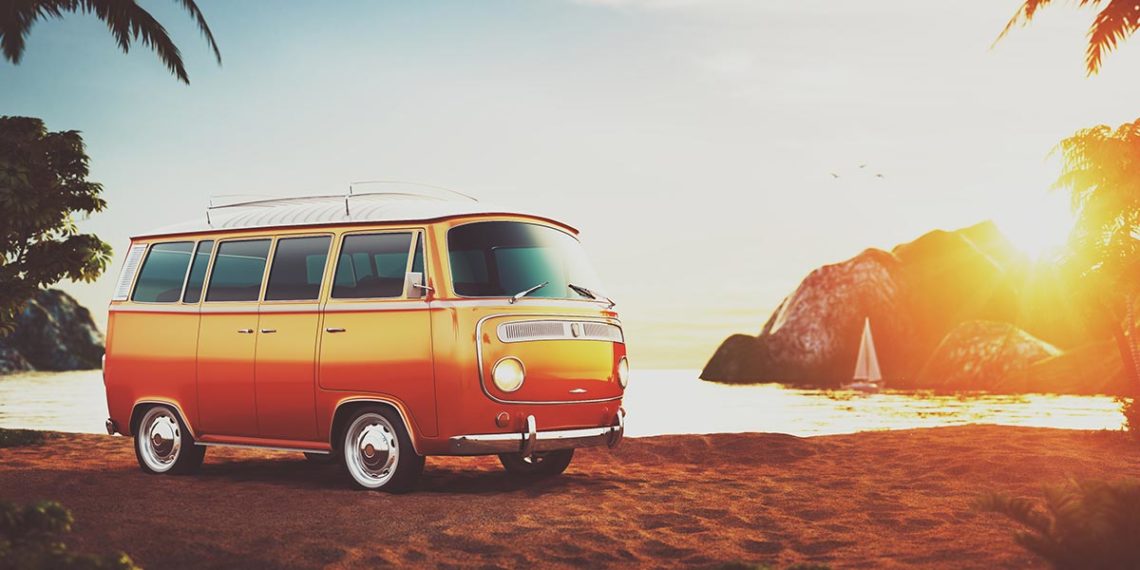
[405,272,432,299]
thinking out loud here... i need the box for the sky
[2,0,1139,369]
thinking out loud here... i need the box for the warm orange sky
[2,0,1138,368]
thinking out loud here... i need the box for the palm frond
[79,0,187,83]
[1085,0,1140,74]
[172,0,220,65]
[0,0,218,83]
[0,0,73,64]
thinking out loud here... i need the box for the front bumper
[105,418,118,435]
[448,409,625,456]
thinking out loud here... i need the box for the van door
[254,235,331,442]
[318,231,437,437]
[196,238,271,437]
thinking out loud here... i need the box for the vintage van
[103,192,627,492]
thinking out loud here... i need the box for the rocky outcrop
[0,289,104,373]
[703,248,916,385]
[914,321,1059,391]
[702,222,1028,388]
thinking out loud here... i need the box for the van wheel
[499,449,574,479]
[341,407,423,492]
[134,406,204,475]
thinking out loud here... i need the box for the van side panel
[105,308,201,434]
[317,305,438,437]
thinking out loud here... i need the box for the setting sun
[993,190,1074,260]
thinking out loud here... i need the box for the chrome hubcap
[139,409,181,472]
[346,413,399,488]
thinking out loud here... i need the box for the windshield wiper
[509,281,549,304]
[569,283,616,309]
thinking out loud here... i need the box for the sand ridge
[2,425,1138,569]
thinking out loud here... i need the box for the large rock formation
[703,248,917,385]
[0,289,104,373]
[701,221,1093,391]
[914,321,1059,391]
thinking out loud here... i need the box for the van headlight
[617,357,629,389]
[492,357,526,392]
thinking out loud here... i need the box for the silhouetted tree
[998,0,1140,75]
[1052,119,1140,387]
[0,0,221,84]
[0,116,112,335]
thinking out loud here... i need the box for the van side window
[206,239,271,302]
[181,240,214,303]
[265,236,331,301]
[332,233,413,299]
[412,233,425,276]
[131,242,194,303]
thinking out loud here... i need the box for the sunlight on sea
[0,369,1126,437]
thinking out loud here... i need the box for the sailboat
[844,317,883,392]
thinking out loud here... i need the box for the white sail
[852,317,882,382]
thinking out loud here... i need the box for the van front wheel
[341,407,423,492]
[499,449,574,479]
[134,406,204,475]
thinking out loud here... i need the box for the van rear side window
[265,236,331,301]
[131,242,194,303]
[332,233,413,299]
[206,239,271,302]
[182,240,213,303]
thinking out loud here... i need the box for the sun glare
[993,191,1074,260]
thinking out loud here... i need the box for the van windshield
[447,221,604,300]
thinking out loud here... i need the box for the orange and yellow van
[103,191,627,492]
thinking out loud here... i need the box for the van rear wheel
[340,407,423,492]
[134,406,204,475]
[499,449,574,479]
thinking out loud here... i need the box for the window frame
[327,228,426,303]
[442,220,597,302]
[179,239,215,305]
[129,240,197,305]
[261,233,335,304]
[202,237,275,304]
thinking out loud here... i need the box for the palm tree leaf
[171,0,220,65]
[1085,0,1140,74]
[79,0,188,83]
[995,0,1057,45]
[0,0,74,64]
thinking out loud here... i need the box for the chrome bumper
[448,409,625,456]
[105,418,118,435]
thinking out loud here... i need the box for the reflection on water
[0,370,109,434]
[0,369,1126,437]
[624,370,1125,437]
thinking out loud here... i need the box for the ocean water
[0,369,1125,437]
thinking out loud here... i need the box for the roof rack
[205,181,479,226]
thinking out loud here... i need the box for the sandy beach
[2,425,1138,569]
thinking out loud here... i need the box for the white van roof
[132,192,576,239]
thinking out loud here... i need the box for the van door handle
[325,327,346,333]
[237,329,254,334]
[260,329,277,334]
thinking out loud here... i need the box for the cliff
[701,221,1106,393]
[0,289,104,374]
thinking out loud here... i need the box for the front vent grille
[498,320,624,343]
